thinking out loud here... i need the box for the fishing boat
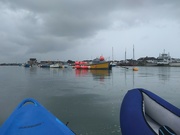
[120,88,180,135]
[0,98,75,135]
[75,56,112,70]
[89,61,111,70]
[90,56,112,70]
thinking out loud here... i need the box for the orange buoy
[133,67,139,71]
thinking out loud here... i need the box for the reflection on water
[121,67,137,89]
[90,70,111,81]
[158,67,170,81]
[75,69,89,77]
[120,66,180,95]
[75,69,111,81]
[0,66,180,135]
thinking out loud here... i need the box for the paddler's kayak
[0,98,75,135]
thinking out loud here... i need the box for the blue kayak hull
[0,98,75,135]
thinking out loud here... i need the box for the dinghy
[0,98,75,135]
[120,88,180,135]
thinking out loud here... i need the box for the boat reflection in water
[90,70,111,81]
[75,69,111,81]
[75,69,89,77]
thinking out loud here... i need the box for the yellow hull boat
[89,62,111,70]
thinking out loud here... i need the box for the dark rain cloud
[0,0,180,62]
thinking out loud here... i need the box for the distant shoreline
[0,63,21,66]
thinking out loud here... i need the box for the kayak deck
[0,98,75,135]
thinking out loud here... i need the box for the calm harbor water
[0,66,180,135]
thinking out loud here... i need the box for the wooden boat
[120,88,180,135]
[0,98,75,135]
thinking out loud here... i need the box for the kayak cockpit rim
[141,91,180,135]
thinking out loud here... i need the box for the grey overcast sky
[0,0,180,63]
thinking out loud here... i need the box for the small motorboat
[50,63,62,68]
[120,88,180,135]
[39,63,50,68]
[0,98,75,135]
[22,63,30,67]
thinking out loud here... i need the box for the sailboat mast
[133,45,135,60]
[112,47,114,61]
[125,48,127,63]
[132,44,138,71]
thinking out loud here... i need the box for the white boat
[157,50,171,66]
[39,63,50,68]
[110,47,117,67]
[170,58,180,67]
[110,62,117,67]
[169,62,180,67]
[50,63,62,68]
[62,62,69,68]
